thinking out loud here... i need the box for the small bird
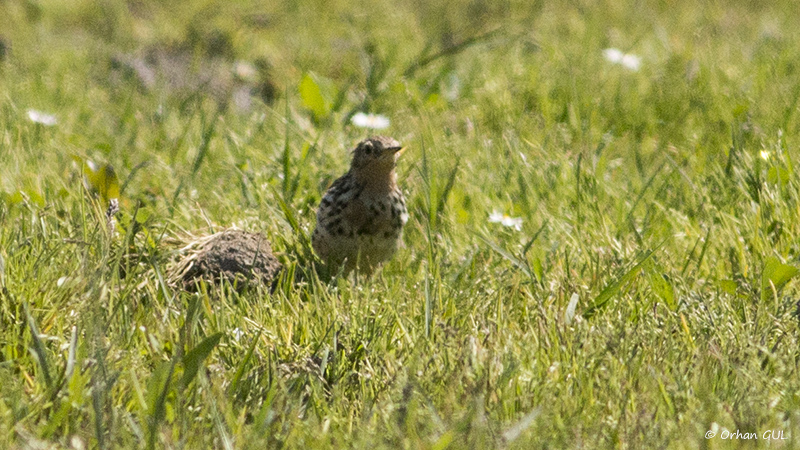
[312,136,408,275]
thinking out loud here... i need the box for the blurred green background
[3,0,800,448]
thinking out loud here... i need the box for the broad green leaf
[768,166,790,187]
[431,431,454,450]
[7,191,24,205]
[146,360,175,450]
[72,155,120,204]
[3,190,44,207]
[761,257,799,302]
[89,163,120,203]
[299,73,328,120]
[26,190,45,207]
[717,279,738,296]
[181,333,223,387]
[531,255,543,284]
[644,261,676,310]
[145,362,171,414]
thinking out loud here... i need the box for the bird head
[350,136,405,173]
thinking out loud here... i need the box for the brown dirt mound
[174,230,282,291]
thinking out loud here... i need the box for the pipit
[312,136,408,275]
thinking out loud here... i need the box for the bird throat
[352,165,398,194]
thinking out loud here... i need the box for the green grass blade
[24,301,53,390]
[584,249,656,318]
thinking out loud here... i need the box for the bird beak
[389,146,405,155]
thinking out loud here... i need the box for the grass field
[3,0,800,448]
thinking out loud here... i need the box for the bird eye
[364,147,372,155]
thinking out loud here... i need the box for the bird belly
[313,182,406,273]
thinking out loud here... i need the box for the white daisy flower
[232,327,244,342]
[351,112,390,130]
[620,54,642,71]
[488,211,504,223]
[234,60,258,81]
[70,435,86,450]
[489,210,523,231]
[603,48,624,64]
[603,48,641,72]
[27,109,57,126]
